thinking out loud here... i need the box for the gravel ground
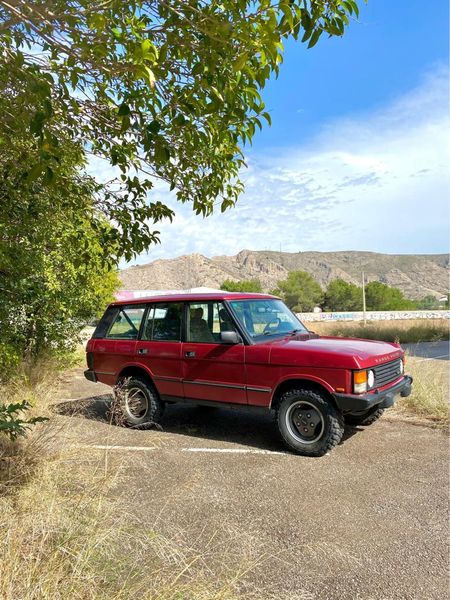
[55,367,449,600]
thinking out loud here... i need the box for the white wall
[296,310,450,322]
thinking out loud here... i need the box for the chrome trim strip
[95,371,115,376]
[183,379,245,390]
[182,380,272,393]
[153,375,183,383]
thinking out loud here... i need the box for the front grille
[373,359,403,388]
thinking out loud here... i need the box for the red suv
[85,293,412,456]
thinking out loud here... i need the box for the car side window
[106,305,145,340]
[142,303,182,341]
[93,306,119,339]
[187,302,237,343]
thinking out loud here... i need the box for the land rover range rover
[85,293,412,456]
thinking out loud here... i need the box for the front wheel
[276,389,344,456]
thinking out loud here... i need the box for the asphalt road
[403,340,449,360]
[55,367,449,600]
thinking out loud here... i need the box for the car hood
[269,335,403,370]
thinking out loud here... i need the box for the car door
[135,302,184,399]
[182,301,246,404]
[92,304,146,385]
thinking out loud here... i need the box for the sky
[96,0,450,267]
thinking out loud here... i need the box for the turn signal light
[353,370,368,394]
[354,371,368,385]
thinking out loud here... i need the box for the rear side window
[142,303,183,341]
[92,306,119,339]
[106,305,146,340]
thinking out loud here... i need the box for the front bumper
[334,375,413,413]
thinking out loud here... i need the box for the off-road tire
[276,388,344,457]
[345,407,385,427]
[111,377,164,428]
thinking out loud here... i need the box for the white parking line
[181,447,286,455]
[75,445,285,455]
[77,444,158,451]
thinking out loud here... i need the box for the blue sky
[254,0,449,148]
[100,1,449,267]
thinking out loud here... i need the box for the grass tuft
[393,356,449,426]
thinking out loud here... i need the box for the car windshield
[228,298,309,341]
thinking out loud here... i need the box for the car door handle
[137,348,148,355]
[185,351,196,358]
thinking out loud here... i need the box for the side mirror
[220,331,242,345]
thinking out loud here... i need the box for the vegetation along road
[54,347,449,600]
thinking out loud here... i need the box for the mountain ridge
[120,250,449,300]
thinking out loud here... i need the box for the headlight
[399,359,404,374]
[367,369,375,388]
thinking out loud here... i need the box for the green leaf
[30,111,46,135]
[210,87,224,103]
[140,39,157,60]
[117,103,131,116]
[154,143,170,164]
[43,166,54,184]
[26,163,43,182]
[307,28,323,49]
[147,120,161,134]
[232,53,249,72]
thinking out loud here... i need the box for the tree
[323,279,362,311]
[273,271,323,311]
[364,282,416,311]
[221,279,262,293]
[416,295,440,310]
[0,133,120,372]
[0,0,361,260]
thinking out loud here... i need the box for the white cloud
[91,65,449,266]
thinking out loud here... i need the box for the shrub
[0,401,48,441]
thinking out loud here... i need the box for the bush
[311,319,449,344]
[323,279,362,311]
[0,344,20,381]
[273,271,323,311]
[0,401,48,441]
[221,279,262,293]
[365,281,416,311]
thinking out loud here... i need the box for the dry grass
[0,359,261,600]
[0,357,59,493]
[393,356,449,427]
[0,453,258,600]
[311,318,449,343]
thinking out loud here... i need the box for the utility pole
[362,271,367,324]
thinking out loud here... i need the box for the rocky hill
[120,250,449,300]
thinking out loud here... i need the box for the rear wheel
[112,377,164,428]
[276,389,344,457]
[345,407,385,426]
